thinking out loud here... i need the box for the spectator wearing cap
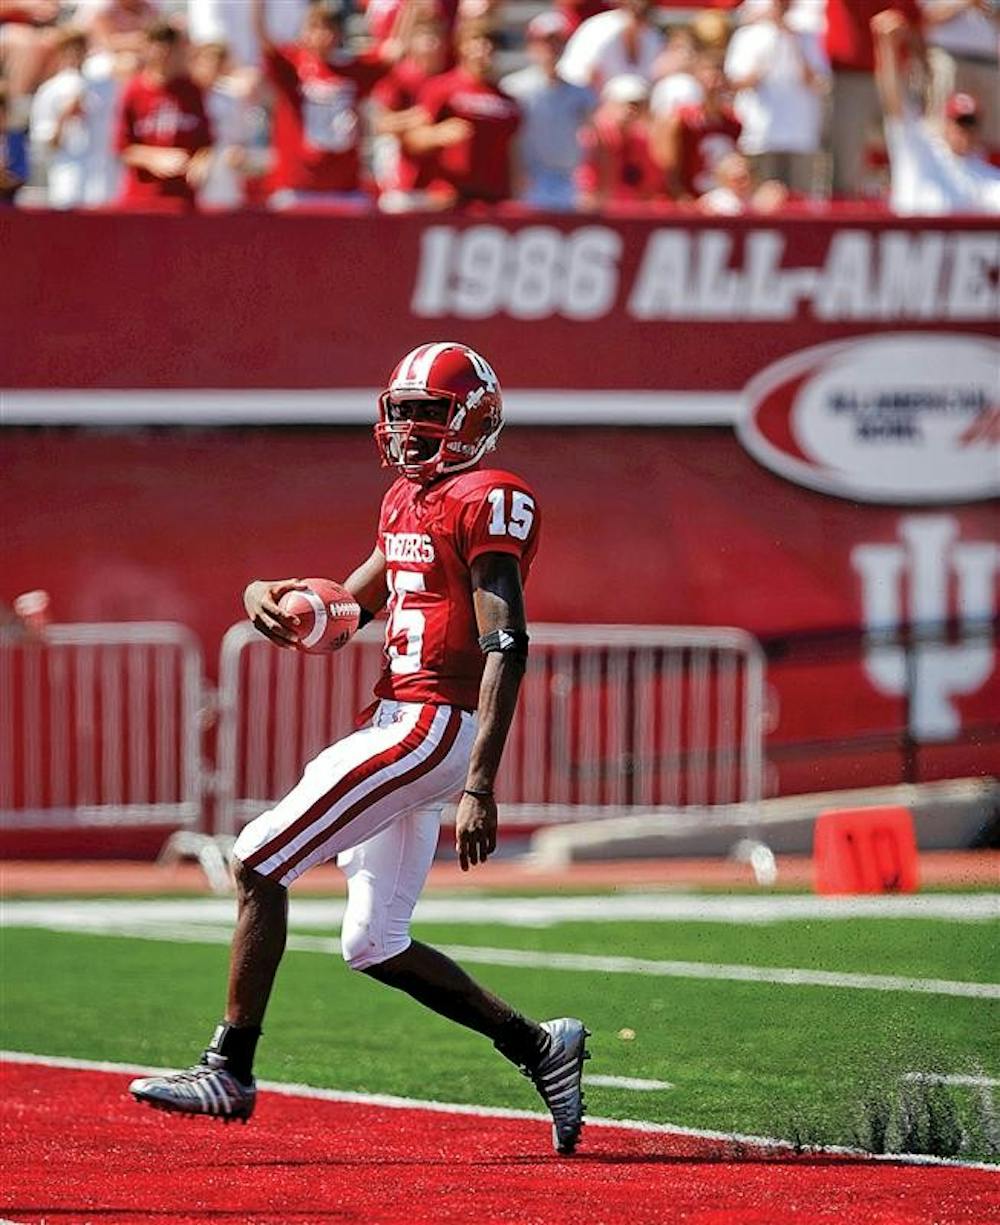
[652,50,740,200]
[116,21,213,211]
[253,0,410,209]
[501,10,596,210]
[698,148,789,213]
[725,0,829,194]
[371,14,449,211]
[559,0,664,92]
[826,0,925,196]
[409,21,521,206]
[873,7,1000,212]
[578,72,662,208]
[919,0,998,150]
[28,26,93,208]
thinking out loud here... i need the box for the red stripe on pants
[241,704,439,872]
[264,707,464,880]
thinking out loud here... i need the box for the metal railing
[214,621,765,836]
[0,623,205,829]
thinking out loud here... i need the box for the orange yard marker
[813,806,919,895]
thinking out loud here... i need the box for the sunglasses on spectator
[952,114,978,129]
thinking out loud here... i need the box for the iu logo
[851,516,999,740]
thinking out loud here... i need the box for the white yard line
[3,893,999,929]
[435,944,1000,1001]
[903,1073,1000,1088]
[5,911,997,1000]
[2,1050,996,1173]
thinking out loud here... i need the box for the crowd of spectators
[1,0,997,214]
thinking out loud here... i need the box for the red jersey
[373,59,436,191]
[265,45,389,193]
[375,468,540,710]
[578,113,663,203]
[674,104,741,197]
[825,0,922,73]
[116,72,211,208]
[417,68,520,202]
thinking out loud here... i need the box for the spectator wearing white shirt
[725,0,829,194]
[187,0,310,72]
[29,27,93,208]
[189,40,253,207]
[501,10,595,210]
[649,24,702,120]
[558,0,664,91]
[698,149,789,214]
[873,7,1000,213]
[920,0,999,148]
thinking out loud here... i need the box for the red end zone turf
[1,1060,996,1225]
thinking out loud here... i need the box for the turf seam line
[3,1051,998,1174]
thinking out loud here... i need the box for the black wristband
[463,788,494,799]
[479,628,529,655]
[358,607,375,629]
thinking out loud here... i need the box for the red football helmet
[376,342,504,482]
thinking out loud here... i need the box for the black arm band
[478,629,530,656]
[358,608,375,629]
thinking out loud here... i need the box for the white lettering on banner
[852,517,999,740]
[412,225,623,320]
[737,334,1000,504]
[411,226,999,322]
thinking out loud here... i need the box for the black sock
[205,1021,260,1085]
[492,1013,550,1068]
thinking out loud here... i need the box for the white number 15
[487,488,535,541]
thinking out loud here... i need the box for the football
[279,578,361,654]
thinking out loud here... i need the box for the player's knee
[339,912,410,972]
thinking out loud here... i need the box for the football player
[130,342,589,1155]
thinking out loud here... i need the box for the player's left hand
[455,792,497,872]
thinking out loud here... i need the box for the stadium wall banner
[2,212,998,801]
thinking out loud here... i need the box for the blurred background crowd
[1,0,997,215]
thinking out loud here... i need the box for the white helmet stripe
[410,340,458,388]
[396,343,431,385]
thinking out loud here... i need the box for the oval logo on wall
[737,333,999,504]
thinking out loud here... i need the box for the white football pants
[233,700,476,969]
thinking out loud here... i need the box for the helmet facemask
[376,394,453,482]
[376,391,501,483]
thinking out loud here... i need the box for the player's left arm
[455,552,528,872]
[342,545,388,624]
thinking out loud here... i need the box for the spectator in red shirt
[370,14,448,210]
[826,0,924,195]
[578,72,663,208]
[409,21,521,206]
[117,22,213,212]
[651,50,740,199]
[254,0,408,209]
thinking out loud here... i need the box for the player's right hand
[243,578,308,649]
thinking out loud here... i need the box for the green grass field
[3,891,998,1162]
